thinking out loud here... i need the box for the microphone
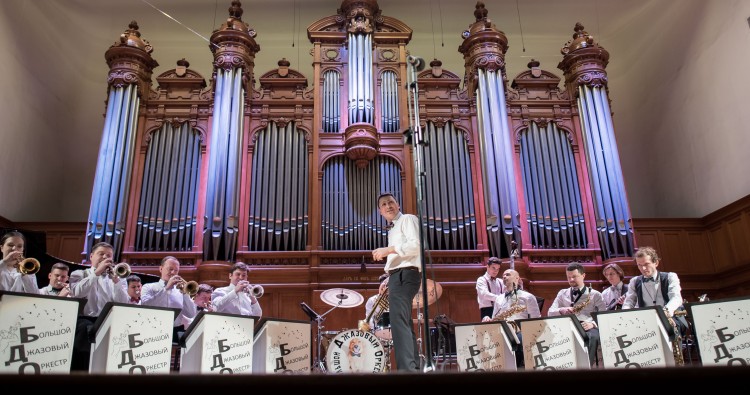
[407,55,425,71]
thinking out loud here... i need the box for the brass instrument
[491,292,527,332]
[244,284,264,298]
[178,280,199,297]
[112,262,131,278]
[359,287,389,333]
[571,284,592,315]
[17,257,40,275]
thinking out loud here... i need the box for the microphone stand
[405,55,434,372]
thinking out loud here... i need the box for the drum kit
[302,280,443,373]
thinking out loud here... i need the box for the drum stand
[311,301,343,373]
[414,300,430,370]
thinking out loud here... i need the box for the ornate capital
[344,122,379,168]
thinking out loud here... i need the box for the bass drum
[325,329,387,373]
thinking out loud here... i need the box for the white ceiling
[2,0,749,222]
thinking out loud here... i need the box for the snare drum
[325,329,387,373]
[374,312,391,340]
[320,330,339,356]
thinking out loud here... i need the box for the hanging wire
[141,0,219,49]
[515,0,526,52]
[430,0,437,58]
[292,0,296,47]
[213,0,218,32]
[438,0,445,47]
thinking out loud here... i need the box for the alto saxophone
[571,285,593,315]
[491,292,527,332]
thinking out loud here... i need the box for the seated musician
[181,283,214,328]
[602,263,628,310]
[481,269,540,368]
[547,262,606,366]
[363,274,389,332]
[622,247,688,336]
[38,262,71,297]
[125,275,142,304]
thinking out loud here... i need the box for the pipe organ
[84,1,635,326]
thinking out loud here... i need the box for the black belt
[388,266,419,275]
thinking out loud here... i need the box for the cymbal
[320,288,364,308]
[412,279,442,309]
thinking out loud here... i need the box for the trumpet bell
[17,257,40,275]
[113,262,131,278]
[179,280,199,297]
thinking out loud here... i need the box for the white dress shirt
[548,286,606,323]
[69,267,129,316]
[211,284,263,317]
[383,213,422,273]
[141,279,198,327]
[476,273,505,309]
[0,259,38,293]
[490,289,541,321]
[601,281,627,310]
[622,271,683,316]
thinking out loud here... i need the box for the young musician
[0,231,39,293]
[476,257,504,320]
[211,262,262,317]
[125,274,142,304]
[39,262,71,297]
[601,263,627,310]
[622,246,688,336]
[547,262,606,366]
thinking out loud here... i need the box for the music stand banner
[593,306,674,368]
[0,291,81,374]
[687,296,750,366]
[90,302,179,374]
[454,321,517,372]
[180,311,256,374]
[518,316,589,370]
[253,318,311,374]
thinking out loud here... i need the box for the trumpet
[178,280,199,297]
[111,262,131,278]
[17,257,40,275]
[244,284,264,298]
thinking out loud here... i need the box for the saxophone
[571,284,592,315]
[665,307,686,366]
[491,289,527,332]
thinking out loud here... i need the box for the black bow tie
[505,291,514,297]
[385,222,394,230]
[572,288,582,297]
[643,276,655,283]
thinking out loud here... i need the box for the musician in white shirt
[482,269,540,367]
[140,256,198,341]
[0,231,39,294]
[601,263,627,310]
[69,241,129,370]
[211,262,262,317]
[548,262,606,366]
[38,262,71,297]
[476,257,504,320]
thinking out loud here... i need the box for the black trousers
[71,316,97,372]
